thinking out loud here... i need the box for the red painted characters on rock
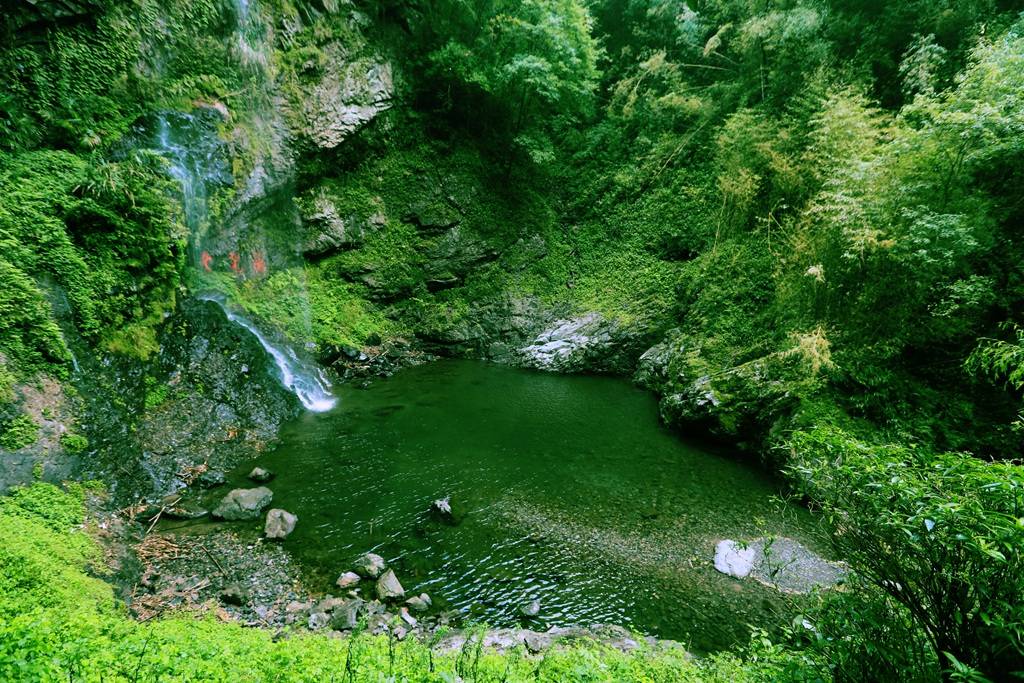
[251,250,267,276]
[229,251,242,275]
[200,251,213,272]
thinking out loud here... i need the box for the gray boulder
[264,508,297,540]
[212,487,273,520]
[330,599,365,630]
[308,611,330,631]
[353,552,386,579]
[336,571,361,589]
[376,569,405,601]
[405,593,431,612]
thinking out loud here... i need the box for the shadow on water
[200,359,826,652]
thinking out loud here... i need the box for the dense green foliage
[790,427,1024,680]
[3,0,1024,680]
[0,414,40,451]
[0,483,813,682]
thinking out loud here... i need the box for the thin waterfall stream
[200,294,337,412]
[141,0,337,411]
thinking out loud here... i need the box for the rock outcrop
[635,329,805,450]
[294,48,393,150]
[519,313,649,374]
[298,187,387,256]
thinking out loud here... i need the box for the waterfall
[141,1,337,412]
[200,295,337,412]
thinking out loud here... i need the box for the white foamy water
[201,295,337,412]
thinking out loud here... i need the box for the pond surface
[206,359,823,651]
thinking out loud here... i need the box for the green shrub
[0,414,39,451]
[61,433,89,455]
[789,426,1024,679]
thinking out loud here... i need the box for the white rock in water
[714,540,756,578]
[264,508,298,540]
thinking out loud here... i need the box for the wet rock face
[107,298,298,502]
[298,186,385,256]
[212,487,273,520]
[519,313,652,374]
[294,47,393,150]
[0,377,79,494]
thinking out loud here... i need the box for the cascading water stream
[140,0,337,412]
[200,295,337,412]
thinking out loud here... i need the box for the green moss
[61,433,89,455]
[0,414,39,451]
[143,376,171,411]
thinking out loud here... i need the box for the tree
[422,0,601,164]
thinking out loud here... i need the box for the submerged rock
[264,508,297,540]
[162,505,208,520]
[519,599,541,618]
[376,569,405,601]
[212,487,273,520]
[196,469,227,488]
[353,552,386,579]
[713,537,846,594]
[248,466,275,483]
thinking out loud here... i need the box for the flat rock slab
[519,313,611,372]
[714,537,846,594]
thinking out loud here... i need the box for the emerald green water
[211,359,821,650]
